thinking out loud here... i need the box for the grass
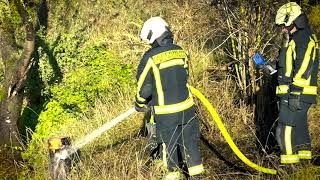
[2,0,319,179]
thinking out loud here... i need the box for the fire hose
[189,86,277,175]
[53,86,277,175]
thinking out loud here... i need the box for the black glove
[135,101,149,112]
[134,96,150,112]
[288,94,302,111]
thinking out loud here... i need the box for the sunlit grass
[19,0,320,179]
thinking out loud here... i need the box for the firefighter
[135,17,204,179]
[275,2,319,165]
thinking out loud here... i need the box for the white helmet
[140,17,169,44]
[275,2,302,27]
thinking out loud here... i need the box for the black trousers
[276,99,312,163]
[157,116,202,174]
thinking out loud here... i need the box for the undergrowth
[5,0,319,179]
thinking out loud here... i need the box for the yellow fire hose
[189,86,277,175]
[53,86,277,175]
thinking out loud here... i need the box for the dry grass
[15,0,320,179]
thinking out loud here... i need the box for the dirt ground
[0,149,24,179]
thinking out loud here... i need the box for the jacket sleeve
[290,38,314,94]
[136,53,153,104]
[277,46,293,85]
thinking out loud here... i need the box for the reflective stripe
[294,38,315,79]
[293,77,309,87]
[136,94,146,103]
[137,62,152,95]
[298,150,312,159]
[152,50,187,64]
[184,57,188,69]
[285,40,295,77]
[302,86,317,95]
[149,59,165,105]
[188,164,204,176]
[163,172,182,180]
[162,143,167,168]
[280,154,300,164]
[154,97,194,115]
[150,115,155,124]
[312,34,318,59]
[285,126,292,155]
[312,34,318,47]
[290,92,301,95]
[136,102,145,108]
[276,85,289,94]
[159,59,185,69]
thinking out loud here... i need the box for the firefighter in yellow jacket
[135,17,204,179]
[275,2,319,164]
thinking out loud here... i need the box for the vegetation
[0,0,319,179]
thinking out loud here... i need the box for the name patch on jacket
[152,50,187,64]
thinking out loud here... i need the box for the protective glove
[282,32,290,48]
[288,94,302,111]
[134,95,150,112]
[135,101,149,112]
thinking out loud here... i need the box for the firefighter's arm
[290,42,311,95]
[278,46,294,85]
[136,56,153,112]
[288,42,310,111]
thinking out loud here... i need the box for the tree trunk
[0,0,35,147]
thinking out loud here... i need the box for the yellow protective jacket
[276,26,319,104]
[136,34,196,130]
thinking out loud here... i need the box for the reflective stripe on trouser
[277,101,312,164]
[159,117,202,174]
[188,164,205,176]
[298,150,312,159]
[162,172,182,180]
[280,154,300,164]
[276,123,300,164]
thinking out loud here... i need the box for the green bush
[51,47,133,112]
[23,42,135,167]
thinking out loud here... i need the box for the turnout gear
[275,4,319,165]
[136,17,204,178]
[140,17,169,44]
[288,94,301,111]
[275,2,302,27]
[276,27,319,104]
[276,101,312,164]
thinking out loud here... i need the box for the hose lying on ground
[189,85,277,175]
[56,87,277,175]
